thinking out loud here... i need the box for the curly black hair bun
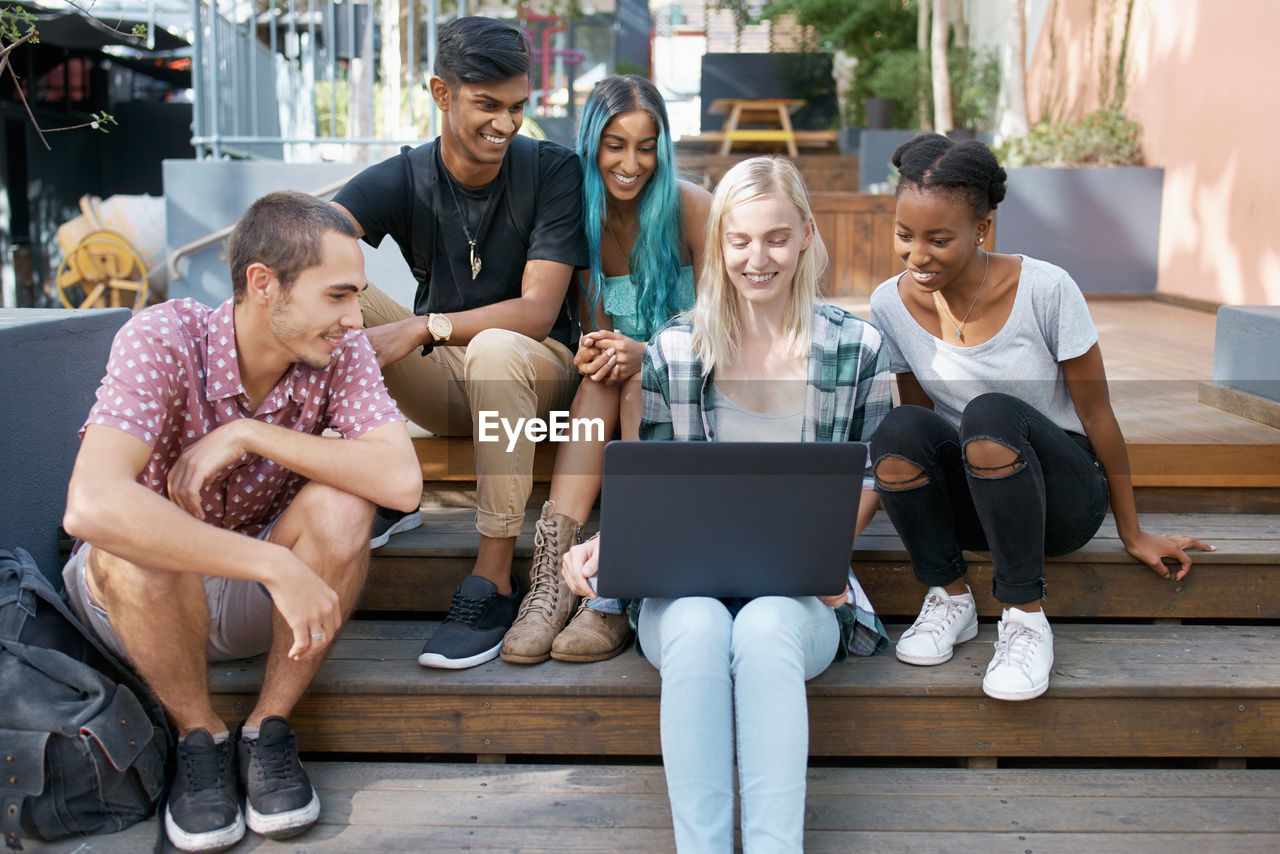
[892,132,1007,219]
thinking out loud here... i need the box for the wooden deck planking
[42,766,1280,853]
[373,509,1276,560]
[202,622,1280,759]
[1088,299,1216,381]
[206,623,1280,700]
[363,511,1279,618]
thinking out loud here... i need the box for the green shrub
[867,46,999,130]
[998,108,1143,167]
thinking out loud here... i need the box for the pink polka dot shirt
[84,298,404,536]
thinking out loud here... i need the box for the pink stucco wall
[1027,0,1279,305]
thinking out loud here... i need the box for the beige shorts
[62,538,276,665]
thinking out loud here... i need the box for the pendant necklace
[443,172,497,281]
[604,216,633,269]
[935,249,990,342]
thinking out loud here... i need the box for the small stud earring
[978,237,985,244]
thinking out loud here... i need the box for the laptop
[594,441,868,599]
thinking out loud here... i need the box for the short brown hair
[227,191,358,301]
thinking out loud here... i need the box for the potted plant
[994,109,1162,294]
[756,0,916,132]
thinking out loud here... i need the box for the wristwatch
[420,313,453,356]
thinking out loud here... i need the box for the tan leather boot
[550,600,633,663]
[500,501,581,664]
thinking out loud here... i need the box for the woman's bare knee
[874,456,928,490]
[964,438,1022,478]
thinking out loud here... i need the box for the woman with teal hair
[501,74,711,665]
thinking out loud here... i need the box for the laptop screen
[595,441,867,599]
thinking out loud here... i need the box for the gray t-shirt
[710,385,804,442]
[869,256,1098,434]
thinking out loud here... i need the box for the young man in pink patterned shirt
[61,191,420,853]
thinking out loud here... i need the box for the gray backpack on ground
[0,547,169,850]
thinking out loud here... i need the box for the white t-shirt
[869,256,1098,434]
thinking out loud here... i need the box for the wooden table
[708,97,805,157]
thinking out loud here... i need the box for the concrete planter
[836,127,862,157]
[1,309,130,579]
[995,166,1164,294]
[858,129,922,192]
[863,97,897,129]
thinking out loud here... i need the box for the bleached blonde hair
[690,156,828,373]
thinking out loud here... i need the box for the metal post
[191,0,205,157]
[305,0,315,140]
[346,0,355,139]
[210,0,222,157]
[287,0,297,149]
[248,4,259,137]
[427,0,437,139]
[407,0,416,131]
[366,2,375,146]
[328,0,337,138]
[567,21,575,125]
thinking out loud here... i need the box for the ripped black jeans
[870,393,1109,605]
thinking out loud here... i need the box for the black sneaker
[164,729,244,853]
[370,506,422,549]
[236,716,320,839]
[418,574,521,669]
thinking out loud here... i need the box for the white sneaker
[983,609,1054,701]
[895,586,979,665]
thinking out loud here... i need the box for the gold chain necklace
[934,249,990,342]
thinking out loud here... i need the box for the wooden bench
[707,98,806,157]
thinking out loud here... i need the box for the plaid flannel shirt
[636,302,893,657]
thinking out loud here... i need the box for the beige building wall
[1026,0,1279,306]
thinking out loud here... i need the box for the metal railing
[189,0,443,160]
[187,1,613,161]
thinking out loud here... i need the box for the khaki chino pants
[361,284,575,538]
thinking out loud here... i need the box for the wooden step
[364,511,1280,621]
[45,765,1280,852]
[207,621,1280,760]
[413,434,1280,490]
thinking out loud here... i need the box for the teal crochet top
[601,266,696,342]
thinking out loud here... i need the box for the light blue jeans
[637,596,840,853]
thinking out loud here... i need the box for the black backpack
[0,548,170,851]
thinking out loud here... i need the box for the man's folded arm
[227,419,420,512]
[63,425,289,584]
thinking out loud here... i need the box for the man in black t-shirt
[333,16,586,670]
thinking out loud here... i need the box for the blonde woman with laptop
[562,156,891,852]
